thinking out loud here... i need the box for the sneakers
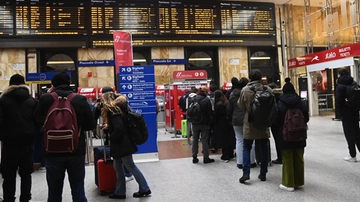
[279,184,294,192]
[126,176,134,182]
[272,159,283,164]
[220,159,229,163]
[295,185,304,189]
[343,156,357,162]
[239,175,250,183]
[204,158,215,164]
[192,156,199,164]
[237,164,243,169]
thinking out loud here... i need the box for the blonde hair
[101,92,128,124]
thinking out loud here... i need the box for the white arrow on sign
[121,67,126,72]
[121,76,126,80]
[122,85,127,89]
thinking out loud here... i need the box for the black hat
[9,74,25,85]
[282,77,295,94]
[101,86,114,94]
[51,72,70,87]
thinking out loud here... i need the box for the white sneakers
[343,156,357,162]
[279,184,295,192]
[126,176,134,182]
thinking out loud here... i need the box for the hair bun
[285,77,291,83]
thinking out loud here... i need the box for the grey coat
[237,80,271,140]
[227,88,245,126]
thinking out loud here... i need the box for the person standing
[0,74,39,202]
[227,77,256,169]
[335,68,360,162]
[238,69,272,183]
[275,78,309,191]
[34,71,96,202]
[101,93,151,199]
[191,86,215,164]
[213,90,235,162]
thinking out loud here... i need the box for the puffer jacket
[237,81,271,140]
[227,88,245,126]
[0,85,39,147]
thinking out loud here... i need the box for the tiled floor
[6,115,360,202]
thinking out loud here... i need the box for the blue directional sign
[120,83,155,93]
[120,65,155,75]
[78,60,115,67]
[152,59,186,65]
[119,65,157,157]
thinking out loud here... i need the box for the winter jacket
[214,100,235,148]
[0,85,39,147]
[34,85,96,156]
[237,80,271,140]
[335,74,357,118]
[191,92,213,125]
[227,88,245,126]
[108,109,138,159]
[275,93,309,149]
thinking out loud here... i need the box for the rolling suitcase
[95,128,117,195]
[93,145,111,186]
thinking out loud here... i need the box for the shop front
[287,43,360,117]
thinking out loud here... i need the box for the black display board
[0,0,276,47]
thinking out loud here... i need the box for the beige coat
[237,80,271,140]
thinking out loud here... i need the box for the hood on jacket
[338,74,353,85]
[278,93,301,112]
[0,84,31,101]
[230,88,241,99]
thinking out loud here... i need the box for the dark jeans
[1,145,34,202]
[45,155,87,202]
[192,124,210,159]
[243,139,268,176]
[342,114,360,157]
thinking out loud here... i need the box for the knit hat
[231,77,239,88]
[51,72,70,87]
[282,77,295,94]
[9,74,25,85]
[101,86,114,94]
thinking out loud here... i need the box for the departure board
[159,1,220,35]
[0,1,13,35]
[15,0,86,35]
[220,2,275,35]
[91,0,157,35]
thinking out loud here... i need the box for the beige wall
[0,49,26,91]
[78,48,114,88]
[218,47,248,85]
[151,47,185,85]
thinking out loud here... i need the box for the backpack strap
[50,92,76,101]
[66,93,76,102]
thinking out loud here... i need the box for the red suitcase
[97,158,117,195]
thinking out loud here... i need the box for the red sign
[113,32,133,74]
[88,72,92,77]
[223,82,232,90]
[155,84,165,95]
[287,42,360,69]
[77,86,116,99]
[173,70,207,80]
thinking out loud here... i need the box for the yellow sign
[26,81,51,84]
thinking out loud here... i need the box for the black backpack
[187,97,206,123]
[127,112,149,145]
[248,85,276,129]
[346,82,360,110]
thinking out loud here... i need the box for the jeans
[124,165,132,177]
[1,145,33,202]
[243,139,268,176]
[192,124,210,159]
[45,156,87,202]
[233,126,255,165]
[113,155,150,196]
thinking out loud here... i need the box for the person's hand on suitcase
[101,123,108,130]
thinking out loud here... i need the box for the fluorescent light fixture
[47,61,74,65]
[189,58,212,61]
[250,57,271,60]
[133,59,146,63]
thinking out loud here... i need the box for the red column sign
[113,32,133,74]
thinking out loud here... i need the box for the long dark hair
[214,90,228,105]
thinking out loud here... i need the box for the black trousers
[342,113,360,157]
[1,145,34,202]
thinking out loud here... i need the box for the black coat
[34,85,96,156]
[108,111,138,159]
[0,85,39,147]
[275,93,309,150]
[335,74,357,118]
[227,88,245,126]
[214,101,235,148]
[192,93,213,125]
